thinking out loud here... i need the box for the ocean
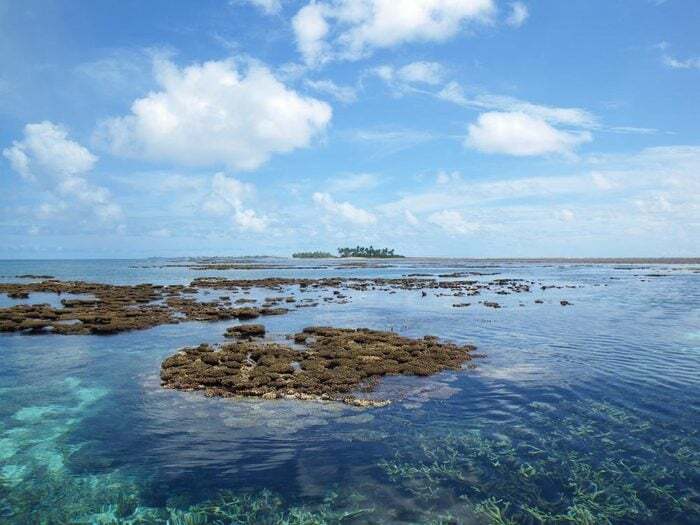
[0,258,698,524]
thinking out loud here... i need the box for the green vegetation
[292,251,335,259]
[3,473,374,525]
[380,401,699,524]
[292,246,404,258]
[71,489,373,524]
[337,246,403,258]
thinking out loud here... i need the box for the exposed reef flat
[225,323,266,338]
[0,280,294,335]
[161,327,477,407]
[190,275,538,294]
[1,273,571,335]
[152,262,329,271]
[138,261,397,270]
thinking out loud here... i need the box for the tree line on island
[292,246,404,259]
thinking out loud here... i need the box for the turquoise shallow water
[0,259,698,524]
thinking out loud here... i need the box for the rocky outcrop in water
[0,273,566,336]
[0,281,289,335]
[225,324,266,338]
[160,327,477,407]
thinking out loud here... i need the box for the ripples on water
[0,259,698,523]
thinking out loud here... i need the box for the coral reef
[161,327,476,407]
[0,281,287,335]
[190,275,536,295]
[1,273,571,336]
[0,281,175,334]
[225,324,266,339]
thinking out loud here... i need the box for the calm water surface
[0,259,698,524]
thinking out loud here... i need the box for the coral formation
[190,275,535,294]
[225,324,266,339]
[161,327,476,407]
[0,281,287,335]
[0,273,569,336]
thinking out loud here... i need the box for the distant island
[293,246,404,259]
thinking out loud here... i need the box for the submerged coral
[161,327,477,407]
[380,401,700,524]
[4,479,373,525]
[0,372,372,524]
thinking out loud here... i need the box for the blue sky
[1,0,698,258]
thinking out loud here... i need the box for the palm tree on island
[293,246,404,258]
[337,246,402,258]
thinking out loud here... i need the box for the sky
[1,0,699,258]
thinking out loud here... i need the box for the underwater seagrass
[160,326,477,407]
[380,401,700,524]
[0,374,376,524]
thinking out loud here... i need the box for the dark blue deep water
[0,259,698,524]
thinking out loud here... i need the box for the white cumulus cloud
[203,172,268,231]
[293,0,496,65]
[466,111,592,156]
[438,87,597,128]
[293,3,331,66]
[4,122,97,181]
[3,121,122,221]
[313,192,377,225]
[99,58,332,170]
